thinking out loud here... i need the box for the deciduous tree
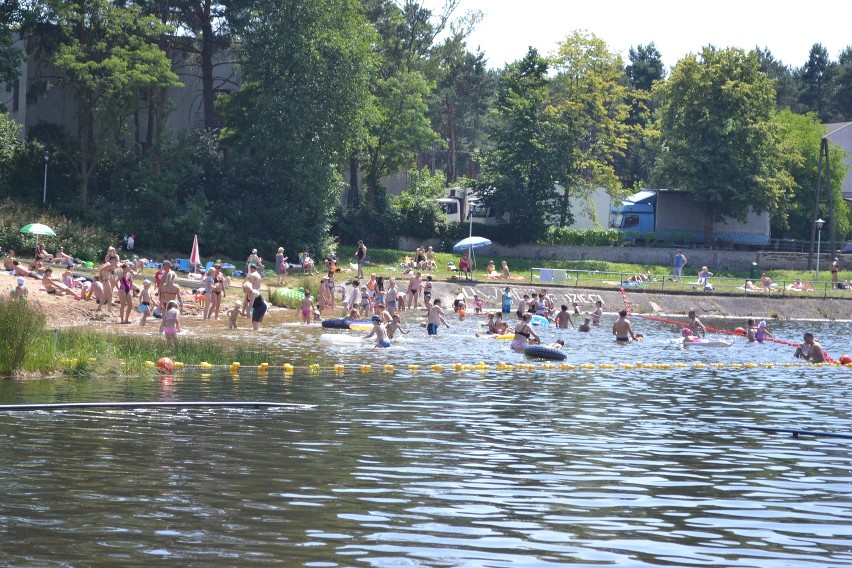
[549,31,631,224]
[355,0,451,210]
[217,0,374,254]
[655,47,794,243]
[0,0,24,99]
[46,0,179,205]
[477,48,567,243]
[773,110,849,240]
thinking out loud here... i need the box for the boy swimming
[364,315,391,348]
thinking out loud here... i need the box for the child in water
[502,286,512,314]
[159,300,181,342]
[473,294,484,315]
[359,285,370,317]
[386,314,408,339]
[300,290,314,325]
[422,275,432,305]
[755,320,772,342]
[364,314,391,348]
[139,280,154,326]
[682,327,700,343]
[228,300,241,329]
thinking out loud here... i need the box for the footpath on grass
[429,279,852,322]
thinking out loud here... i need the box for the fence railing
[529,268,851,299]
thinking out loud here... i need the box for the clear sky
[423,0,851,70]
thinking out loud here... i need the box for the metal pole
[816,226,822,281]
[42,153,48,204]
[467,189,474,271]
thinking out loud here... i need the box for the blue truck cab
[611,189,770,246]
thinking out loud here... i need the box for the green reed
[20,328,272,377]
[0,296,47,376]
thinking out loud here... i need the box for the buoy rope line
[619,287,835,362]
[118,360,852,374]
[0,401,314,412]
[734,425,852,440]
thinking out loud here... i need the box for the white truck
[435,186,613,228]
[435,188,492,224]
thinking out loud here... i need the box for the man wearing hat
[830,257,840,287]
[275,247,288,286]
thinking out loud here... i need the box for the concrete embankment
[428,280,852,322]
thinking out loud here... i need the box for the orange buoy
[157,357,175,374]
[733,327,746,336]
[839,354,852,365]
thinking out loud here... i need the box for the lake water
[1,314,851,566]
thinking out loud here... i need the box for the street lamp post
[815,218,825,281]
[42,153,49,205]
[467,188,474,269]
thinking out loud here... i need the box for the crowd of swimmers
[2,244,833,360]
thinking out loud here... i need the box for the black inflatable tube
[524,345,567,361]
[321,319,372,329]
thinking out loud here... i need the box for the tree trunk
[349,154,360,208]
[199,1,216,130]
[446,100,456,182]
[78,157,89,206]
[145,87,155,153]
[365,149,381,211]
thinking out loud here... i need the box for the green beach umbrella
[20,223,57,237]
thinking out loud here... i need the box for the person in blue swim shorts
[426,298,450,335]
[365,315,391,348]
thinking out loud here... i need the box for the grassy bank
[24,330,271,377]
[0,298,271,377]
[260,248,852,299]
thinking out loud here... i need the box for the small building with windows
[825,122,852,201]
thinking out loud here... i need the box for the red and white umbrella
[189,234,201,269]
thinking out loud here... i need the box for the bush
[0,296,46,376]
[438,221,515,250]
[332,204,399,248]
[0,198,117,261]
[541,227,625,246]
[391,168,448,240]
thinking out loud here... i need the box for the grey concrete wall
[397,236,845,271]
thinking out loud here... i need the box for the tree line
[0,0,849,258]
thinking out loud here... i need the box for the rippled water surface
[1,315,851,566]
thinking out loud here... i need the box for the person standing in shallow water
[275,247,288,286]
[612,309,637,343]
[794,332,825,363]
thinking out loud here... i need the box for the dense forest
[0,0,850,258]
